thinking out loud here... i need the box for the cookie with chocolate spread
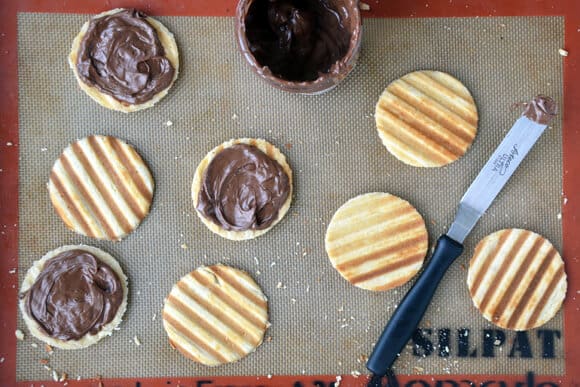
[69,8,179,112]
[375,70,478,167]
[19,245,128,349]
[48,135,154,241]
[192,138,293,240]
[325,192,429,291]
[162,264,269,366]
[467,229,567,330]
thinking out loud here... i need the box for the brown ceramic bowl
[235,0,362,94]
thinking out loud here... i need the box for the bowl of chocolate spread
[236,0,362,94]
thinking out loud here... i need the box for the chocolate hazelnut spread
[24,250,124,341]
[522,95,557,125]
[197,144,290,231]
[244,0,352,82]
[76,9,175,105]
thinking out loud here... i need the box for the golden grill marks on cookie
[467,229,567,330]
[325,192,429,291]
[162,265,269,366]
[375,70,478,167]
[48,135,154,241]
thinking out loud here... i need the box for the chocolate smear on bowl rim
[236,0,362,93]
[243,0,352,82]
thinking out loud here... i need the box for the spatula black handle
[366,235,464,377]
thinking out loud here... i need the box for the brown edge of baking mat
[1,0,580,386]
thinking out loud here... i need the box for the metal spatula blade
[447,115,549,243]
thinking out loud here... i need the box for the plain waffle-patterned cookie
[325,192,429,291]
[467,229,567,330]
[375,70,478,167]
[162,265,269,366]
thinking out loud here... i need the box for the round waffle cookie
[48,135,154,241]
[162,265,269,366]
[467,229,567,330]
[19,245,128,349]
[69,8,179,112]
[325,192,429,291]
[192,138,293,241]
[375,70,478,167]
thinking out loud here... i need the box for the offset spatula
[366,95,558,384]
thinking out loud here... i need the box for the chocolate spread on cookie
[244,0,351,82]
[76,9,175,105]
[197,144,290,231]
[24,250,124,341]
[522,95,557,125]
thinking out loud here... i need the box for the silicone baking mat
[2,1,580,386]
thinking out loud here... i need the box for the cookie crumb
[359,2,370,10]
[133,336,142,346]
[52,370,59,382]
[45,344,54,354]
[180,243,188,249]
[30,342,38,348]
[413,366,425,374]
[559,48,569,57]
[351,370,361,378]
[232,113,238,120]
[165,120,173,126]
[335,375,342,386]
[15,330,24,340]
[276,282,283,289]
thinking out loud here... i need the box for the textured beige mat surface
[17,13,564,380]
